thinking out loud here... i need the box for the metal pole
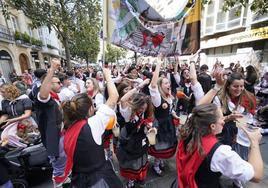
[102,0,106,67]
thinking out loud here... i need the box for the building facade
[201,0,268,72]
[0,3,65,82]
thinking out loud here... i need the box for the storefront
[200,26,268,70]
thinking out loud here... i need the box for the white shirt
[94,93,105,110]
[211,145,254,187]
[213,96,253,147]
[58,87,75,102]
[191,82,205,105]
[119,105,132,122]
[149,85,172,108]
[88,104,116,145]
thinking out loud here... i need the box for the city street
[30,136,268,188]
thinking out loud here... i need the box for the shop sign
[201,26,268,49]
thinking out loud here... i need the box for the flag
[104,0,201,56]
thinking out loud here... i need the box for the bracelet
[213,84,222,92]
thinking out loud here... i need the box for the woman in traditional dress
[148,56,180,176]
[176,102,263,188]
[212,72,256,160]
[60,68,123,188]
[117,80,152,188]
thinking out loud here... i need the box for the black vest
[73,123,106,174]
[195,142,222,188]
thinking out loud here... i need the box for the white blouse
[88,104,116,145]
[211,144,254,187]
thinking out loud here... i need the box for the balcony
[14,31,43,49]
[42,45,60,56]
[0,24,14,43]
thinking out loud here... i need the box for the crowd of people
[0,54,267,188]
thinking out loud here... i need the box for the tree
[105,44,127,64]
[202,0,268,15]
[6,0,101,69]
[69,3,100,65]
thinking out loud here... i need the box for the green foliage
[14,30,21,40]
[0,0,10,20]
[14,30,42,46]
[31,38,43,46]
[69,1,101,63]
[7,0,101,69]
[21,32,30,43]
[105,44,127,63]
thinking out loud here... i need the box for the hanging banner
[103,0,200,56]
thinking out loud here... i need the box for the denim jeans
[48,136,67,178]
[0,180,13,188]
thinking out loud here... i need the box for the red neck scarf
[54,119,87,184]
[230,95,256,114]
[176,134,218,188]
[50,91,60,102]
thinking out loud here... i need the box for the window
[204,0,215,35]
[252,12,268,24]
[216,0,227,31]
[28,26,33,37]
[207,1,215,15]
[227,4,242,29]
[11,16,19,32]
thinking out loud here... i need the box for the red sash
[176,134,218,188]
[54,119,87,184]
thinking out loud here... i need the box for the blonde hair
[157,77,171,101]
[86,78,100,94]
[2,84,20,101]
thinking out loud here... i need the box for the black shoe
[135,180,146,187]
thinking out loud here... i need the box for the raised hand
[212,67,226,87]
[50,58,61,71]
[103,68,112,82]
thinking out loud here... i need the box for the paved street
[30,136,268,188]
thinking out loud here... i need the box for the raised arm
[120,79,150,109]
[197,68,226,105]
[173,56,181,85]
[150,55,163,89]
[103,68,119,109]
[39,58,60,100]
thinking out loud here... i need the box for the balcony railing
[0,24,14,42]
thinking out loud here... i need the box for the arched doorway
[0,50,14,83]
[19,54,29,73]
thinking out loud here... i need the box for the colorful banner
[104,0,200,56]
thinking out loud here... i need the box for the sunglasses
[52,81,61,85]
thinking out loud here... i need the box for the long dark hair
[129,93,154,120]
[62,93,93,129]
[219,72,255,114]
[180,104,220,155]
